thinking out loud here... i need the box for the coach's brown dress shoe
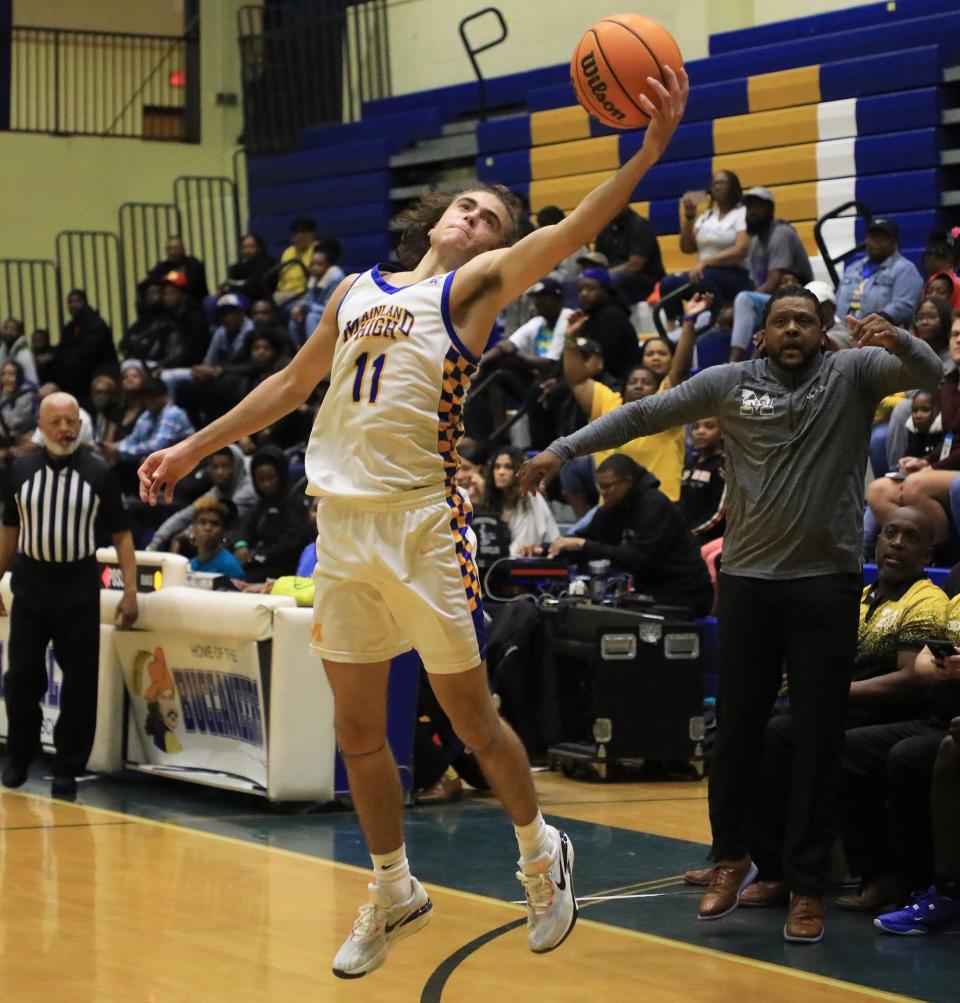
[835,874,898,913]
[740,879,790,907]
[698,856,758,920]
[683,865,714,886]
[784,894,824,943]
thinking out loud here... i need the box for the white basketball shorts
[310,488,486,674]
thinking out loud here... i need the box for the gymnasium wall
[384,0,860,96]
[0,0,246,263]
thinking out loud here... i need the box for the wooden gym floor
[0,760,953,1002]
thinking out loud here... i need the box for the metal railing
[237,1,391,156]
[55,231,125,336]
[118,202,182,325]
[814,200,873,289]
[458,8,508,122]
[173,176,241,295]
[7,24,200,141]
[0,260,61,337]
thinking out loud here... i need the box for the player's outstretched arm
[464,66,687,312]
[138,274,356,504]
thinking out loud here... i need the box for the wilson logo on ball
[579,51,626,122]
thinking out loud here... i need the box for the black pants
[710,571,860,895]
[842,719,945,891]
[4,558,101,776]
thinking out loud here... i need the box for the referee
[0,392,137,797]
[520,292,943,943]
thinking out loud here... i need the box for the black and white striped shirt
[2,449,128,563]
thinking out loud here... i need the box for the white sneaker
[517,828,577,953]
[332,877,433,979]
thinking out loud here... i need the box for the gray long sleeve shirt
[549,331,942,580]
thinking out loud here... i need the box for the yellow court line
[1,789,920,1003]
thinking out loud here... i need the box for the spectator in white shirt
[659,170,754,317]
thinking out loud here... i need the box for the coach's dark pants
[710,571,860,895]
[4,557,101,776]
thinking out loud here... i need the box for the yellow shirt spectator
[275,242,317,296]
[856,577,948,678]
[590,380,684,500]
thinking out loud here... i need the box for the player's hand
[115,593,139,630]
[685,291,713,317]
[845,313,900,351]
[138,442,197,505]
[639,65,689,160]
[518,450,564,497]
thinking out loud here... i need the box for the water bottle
[588,559,610,601]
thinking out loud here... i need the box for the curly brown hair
[393,184,523,268]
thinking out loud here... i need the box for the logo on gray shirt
[740,389,774,416]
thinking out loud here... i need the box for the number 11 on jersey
[352,351,387,404]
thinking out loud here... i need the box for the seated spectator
[472,277,573,440]
[178,294,259,423]
[147,444,257,553]
[147,234,208,306]
[105,377,195,490]
[835,218,924,329]
[233,445,310,582]
[112,360,147,442]
[729,187,814,359]
[549,454,713,616]
[878,296,956,475]
[660,170,753,314]
[288,245,346,350]
[222,232,277,304]
[924,271,960,311]
[484,447,559,556]
[0,360,38,450]
[747,507,948,909]
[30,329,54,386]
[594,204,665,305]
[867,309,960,543]
[88,374,119,444]
[52,289,118,400]
[921,230,958,280]
[453,446,487,508]
[575,267,640,383]
[158,270,212,367]
[0,318,37,385]
[188,497,244,579]
[199,293,255,374]
[274,217,318,305]
[902,390,944,465]
[680,417,726,542]
[561,297,699,505]
[874,711,960,935]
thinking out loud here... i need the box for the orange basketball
[571,14,683,130]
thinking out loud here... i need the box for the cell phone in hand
[884,471,906,480]
[924,639,957,660]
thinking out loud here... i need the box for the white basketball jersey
[305,265,479,500]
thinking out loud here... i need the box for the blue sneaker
[874,886,960,936]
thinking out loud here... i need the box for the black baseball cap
[526,276,563,297]
[576,338,603,356]
[868,218,899,239]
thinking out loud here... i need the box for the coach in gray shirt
[520,286,942,943]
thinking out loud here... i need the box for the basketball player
[139,66,688,978]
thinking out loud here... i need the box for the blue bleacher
[710,0,960,55]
